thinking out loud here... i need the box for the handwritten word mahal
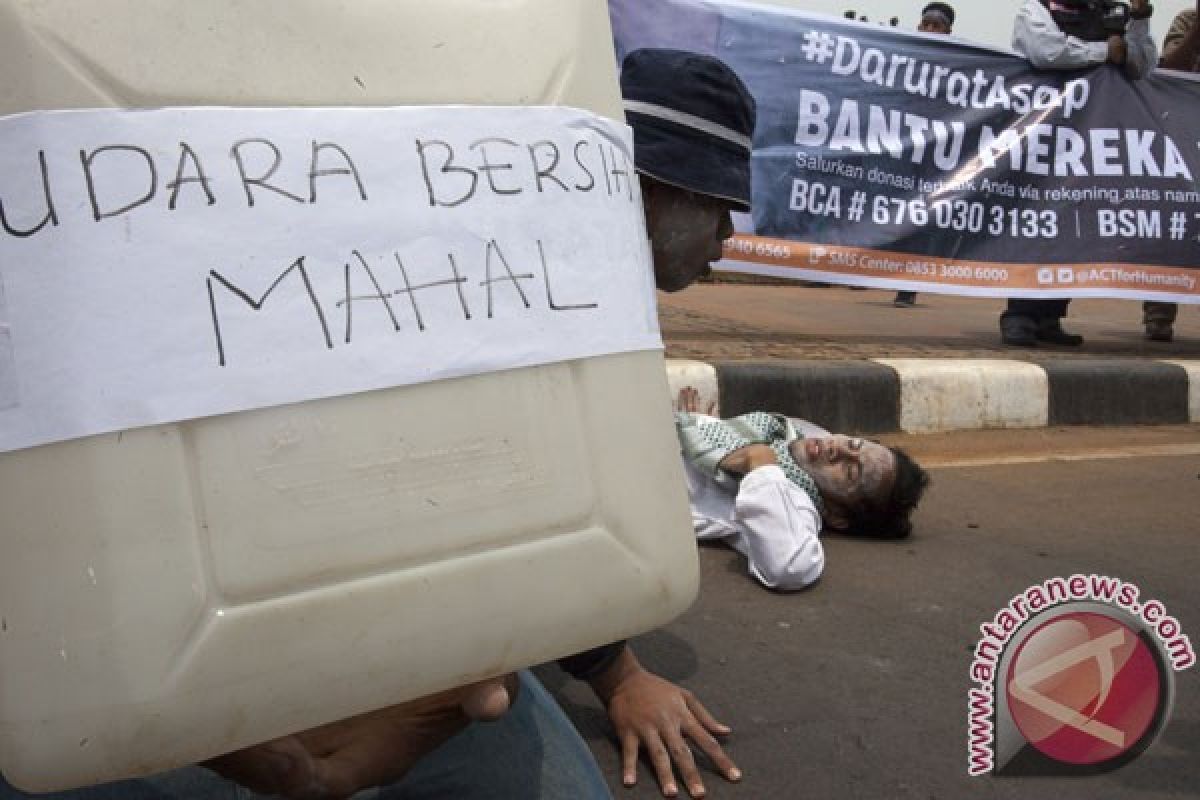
[0,126,635,238]
[208,238,599,367]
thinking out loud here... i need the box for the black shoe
[893,291,917,307]
[1000,314,1037,347]
[1035,319,1084,346]
[1145,322,1174,342]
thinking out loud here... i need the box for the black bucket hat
[620,48,757,212]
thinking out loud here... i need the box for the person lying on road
[675,388,931,590]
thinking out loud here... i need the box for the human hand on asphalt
[676,386,717,415]
[588,647,740,798]
[203,674,517,799]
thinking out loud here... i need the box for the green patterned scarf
[675,411,823,514]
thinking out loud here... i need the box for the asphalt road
[537,426,1200,800]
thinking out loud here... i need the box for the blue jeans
[1,671,610,800]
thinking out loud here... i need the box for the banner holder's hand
[204,674,518,799]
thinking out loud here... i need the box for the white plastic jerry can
[0,0,698,791]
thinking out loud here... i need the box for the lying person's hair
[841,446,931,539]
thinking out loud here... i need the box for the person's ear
[717,207,734,241]
[823,501,851,531]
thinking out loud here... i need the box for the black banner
[611,0,1200,302]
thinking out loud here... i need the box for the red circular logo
[1005,612,1162,766]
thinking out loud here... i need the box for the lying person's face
[642,179,736,292]
[789,435,897,529]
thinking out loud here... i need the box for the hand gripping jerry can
[0,0,698,790]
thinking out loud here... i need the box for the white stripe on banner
[0,106,661,453]
[623,99,752,151]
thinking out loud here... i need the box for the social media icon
[1057,268,1075,284]
[1037,268,1055,285]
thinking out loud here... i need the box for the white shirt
[681,416,828,591]
[1013,0,1158,77]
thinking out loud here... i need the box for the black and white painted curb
[666,359,1200,434]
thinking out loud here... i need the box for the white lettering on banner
[0,107,661,454]
[827,35,1091,119]
[1074,267,1196,291]
[796,90,1194,180]
[979,126,1194,181]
